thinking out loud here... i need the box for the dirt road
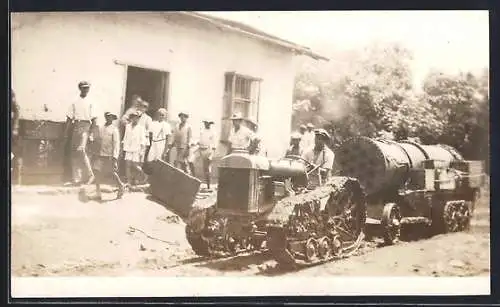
[11,186,490,278]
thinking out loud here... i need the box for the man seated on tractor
[302,128,335,184]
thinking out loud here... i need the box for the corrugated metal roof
[178,11,329,61]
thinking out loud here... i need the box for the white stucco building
[11,11,327,161]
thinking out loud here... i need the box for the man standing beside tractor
[170,111,193,174]
[228,112,254,154]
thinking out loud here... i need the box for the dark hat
[314,128,331,140]
[230,112,244,120]
[178,112,189,118]
[202,119,215,124]
[78,81,90,88]
[104,111,118,120]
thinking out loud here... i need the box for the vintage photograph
[10,10,490,297]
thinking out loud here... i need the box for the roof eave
[293,49,330,61]
[178,11,329,62]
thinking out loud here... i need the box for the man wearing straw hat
[170,111,192,173]
[228,112,254,154]
[65,81,98,186]
[302,128,335,181]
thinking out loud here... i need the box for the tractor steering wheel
[284,155,320,176]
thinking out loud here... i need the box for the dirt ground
[11,183,490,278]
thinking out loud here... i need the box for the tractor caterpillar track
[185,202,269,258]
[266,177,367,269]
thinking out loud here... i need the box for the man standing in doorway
[228,112,254,154]
[171,111,192,173]
[120,96,152,184]
[65,81,97,186]
[136,100,153,167]
[120,95,142,126]
[123,111,148,187]
[196,119,216,190]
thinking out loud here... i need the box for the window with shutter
[220,72,261,143]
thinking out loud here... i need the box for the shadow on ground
[145,195,190,222]
[193,251,272,272]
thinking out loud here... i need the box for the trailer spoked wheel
[381,203,402,245]
[443,201,470,233]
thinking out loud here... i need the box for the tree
[291,43,489,170]
[335,43,434,139]
[421,70,489,159]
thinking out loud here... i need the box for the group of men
[13,80,335,199]
[286,122,336,181]
[227,113,336,181]
[64,81,219,200]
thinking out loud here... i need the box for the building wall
[11,12,296,160]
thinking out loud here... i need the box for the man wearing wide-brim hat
[227,112,254,154]
[170,111,193,174]
[301,128,335,182]
[64,80,98,186]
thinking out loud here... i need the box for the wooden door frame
[113,59,170,115]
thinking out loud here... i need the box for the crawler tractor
[185,149,367,267]
[335,137,485,245]
[184,138,485,269]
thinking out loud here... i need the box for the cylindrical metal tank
[336,137,463,195]
[269,158,308,178]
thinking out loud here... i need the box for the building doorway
[124,65,169,118]
[118,65,169,182]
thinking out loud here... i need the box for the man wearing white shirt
[196,119,216,190]
[65,81,98,186]
[170,111,193,173]
[302,128,335,182]
[228,112,254,153]
[121,97,152,166]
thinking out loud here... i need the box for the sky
[202,11,489,86]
